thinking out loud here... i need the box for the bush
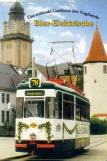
[90,115,107,134]
[3,121,15,136]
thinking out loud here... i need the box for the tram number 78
[30,79,40,87]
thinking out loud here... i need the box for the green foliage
[77,75,83,90]
[17,122,29,142]
[1,121,15,136]
[4,121,14,131]
[12,108,16,122]
[90,115,107,134]
[76,67,83,90]
[38,121,53,143]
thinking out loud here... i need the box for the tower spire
[83,26,107,64]
[96,22,98,30]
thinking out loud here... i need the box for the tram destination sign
[25,90,45,96]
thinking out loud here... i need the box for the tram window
[45,97,55,119]
[63,93,74,120]
[55,92,62,119]
[16,97,24,118]
[76,97,90,121]
[24,100,44,118]
[86,107,90,121]
[81,107,86,121]
[76,106,80,120]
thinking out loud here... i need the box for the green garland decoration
[63,123,77,134]
[38,121,53,143]
[17,122,29,143]
[62,122,77,141]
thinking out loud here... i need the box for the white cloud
[66,0,77,10]
[67,47,77,52]
[76,34,81,37]
[45,18,52,22]
[27,2,35,5]
[26,6,50,14]
[26,6,65,19]
[71,4,77,10]
[25,15,38,22]
[33,34,47,41]
[40,42,47,47]
[104,44,107,53]
[77,38,86,53]
[60,5,71,10]
[60,31,73,37]
[75,56,83,63]
[33,50,49,65]
[49,12,65,19]
[33,50,48,56]
[48,29,56,34]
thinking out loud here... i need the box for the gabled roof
[25,62,56,78]
[83,28,107,64]
[0,73,15,91]
[36,63,56,78]
[0,63,18,75]
[25,62,82,78]
[56,63,79,75]
[0,63,27,91]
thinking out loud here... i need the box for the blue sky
[0,0,107,66]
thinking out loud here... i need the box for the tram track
[87,139,107,149]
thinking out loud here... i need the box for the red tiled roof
[95,113,107,117]
[83,29,107,64]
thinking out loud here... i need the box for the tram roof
[17,80,89,102]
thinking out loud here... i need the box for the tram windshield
[24,100,44,118]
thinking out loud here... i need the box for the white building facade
[0,90,16,126]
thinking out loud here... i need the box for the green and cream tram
[15,78,90,155]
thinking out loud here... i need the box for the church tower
[0,1,34,68]
[83,25,107,117]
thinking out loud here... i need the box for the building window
[103,65,107,74]
[6,111,9,123]
[2,93,5,103]
[6,94,10,104]
[84,66,87,74]
[2,111,5,123]
[64,69,70,75]
[27,69,37,78]
[27,70,32,77]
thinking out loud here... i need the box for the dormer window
[27,70,32,77]
[64,69,70,75]
[27,69,37,78]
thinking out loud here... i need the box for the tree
[90,115,107,134]
[77,68,83,90]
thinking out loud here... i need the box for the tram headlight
[30,132,36,139]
